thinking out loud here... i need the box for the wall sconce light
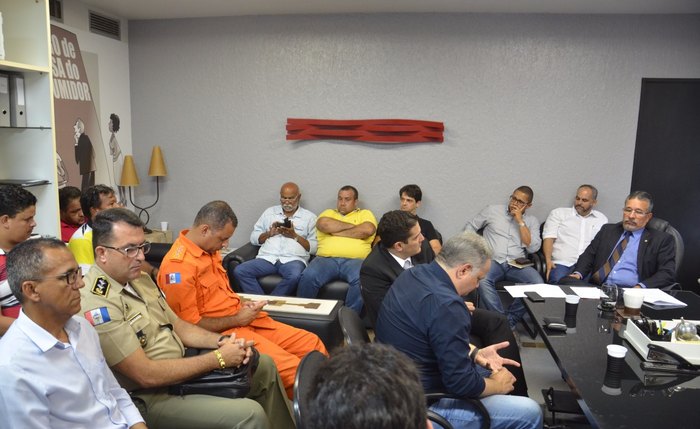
[119,146,168,226]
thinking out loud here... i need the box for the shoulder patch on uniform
[91,277,110,297]
[165,272,181,284]
[171,245,186,261]
[84,307,111,326]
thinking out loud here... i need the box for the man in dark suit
[566,190,676,288]
[361,210,528,396]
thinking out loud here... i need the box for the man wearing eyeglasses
[465,186,543,329]
[565,191,676,289]
[80,208,295,429]
[0,237,146,428]
[234,182,317,296]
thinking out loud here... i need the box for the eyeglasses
[509,195,529,206]
[623,208,649,216]
[102,241,151,258]
[34,267,82,287]
[280,195,298,201]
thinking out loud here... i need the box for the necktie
[593,231,631,284]
[403,260,413,270]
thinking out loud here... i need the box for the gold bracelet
[213,350,226,369]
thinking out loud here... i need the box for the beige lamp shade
[120,155,140,186]
[148,146,168,177]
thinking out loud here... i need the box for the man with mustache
[566,191,676,289]
[541,185,608,283]
[465,186,543,330]
[234,182,317,296]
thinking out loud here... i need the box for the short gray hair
[626,190,654,212]
[7,238,67,304]
[436,231,492,271]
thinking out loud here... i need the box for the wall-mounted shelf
[0,0,59,238]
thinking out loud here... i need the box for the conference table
[523,289,700,429]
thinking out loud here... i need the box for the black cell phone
[278,218,291,228]
[543,317,567,331]
[525,291,545,302]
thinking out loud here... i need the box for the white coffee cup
[606,344,628,359]
[160,221,169,231]
[623,289,645,315]
[565,295,580,305]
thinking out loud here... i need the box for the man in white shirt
[542,185,608,283]
[234,182,317,295]
[0,238,145,429]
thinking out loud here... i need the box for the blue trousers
[477,260,543,329]
[548,264,573,284]
[297,257,363,313]
[429,394,543,429]
[234,258,306,296]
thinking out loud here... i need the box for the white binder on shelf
[9,74,26,127]
[0,73,9,127]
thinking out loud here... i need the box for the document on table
[638,288,687,308]
[570,286,603,299]
[504,284,567,298]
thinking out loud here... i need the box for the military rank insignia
[165,272,181,284]
[84,307,111,326]
[136,330,148,347]
[91,277,110,297]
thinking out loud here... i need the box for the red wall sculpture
[286,118,444,143]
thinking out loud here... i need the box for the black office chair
[338,306,370,345]
[292,350,328,429]
[223,243,350,300]
[337,306,491,429]
[647,217,684,290]
[427,410,456,429]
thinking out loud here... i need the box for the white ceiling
[80,0,700,20]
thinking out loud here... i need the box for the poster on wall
[50,25,111,192]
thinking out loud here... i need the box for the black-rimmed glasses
[34,267,83,287]
[102,241,151,258]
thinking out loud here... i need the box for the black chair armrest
[424,392,490,429]
[230,242,261,262]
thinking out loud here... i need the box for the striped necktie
[593,231,631,284]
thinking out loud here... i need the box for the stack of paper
[503,284,567,298]
[638,288,687,308]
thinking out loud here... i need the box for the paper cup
[160,221,169,231]
[623,289,644,316]
[565,295,580,318]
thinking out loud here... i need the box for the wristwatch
[518,222,526,227]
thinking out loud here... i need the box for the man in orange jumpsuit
[158,200,327,398]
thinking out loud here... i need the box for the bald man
[234,182,317,296]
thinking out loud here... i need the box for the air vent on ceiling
[89,10,121,40]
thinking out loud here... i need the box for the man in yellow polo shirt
[297,185,377,313]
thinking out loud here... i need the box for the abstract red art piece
[286,118,444,143]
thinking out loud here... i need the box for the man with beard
[234,182,317,296]
[542,185,608,283]
[565,191,675,289]
[465,186,543,329]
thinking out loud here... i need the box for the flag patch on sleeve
[166,272,181,284]
[84,307,111,326]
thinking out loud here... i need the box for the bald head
[280,182,301,214]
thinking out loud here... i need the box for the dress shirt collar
[388,250,413,269]
[15,310,81,353]
[570,207,603,219]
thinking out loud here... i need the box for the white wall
[128,13,700,246]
